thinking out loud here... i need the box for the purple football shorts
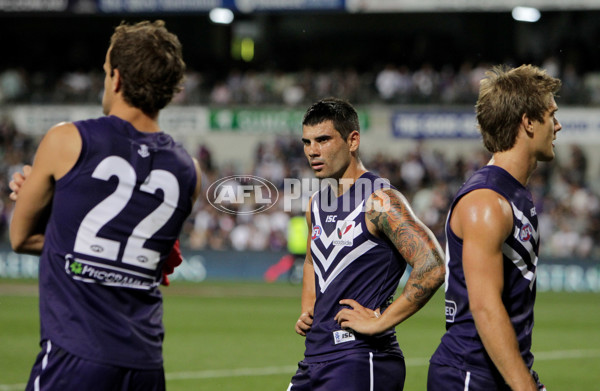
[26,340,165,391]
[288,350,405,391]
[427,363,545,391]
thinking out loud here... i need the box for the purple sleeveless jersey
[304,172,406,362]
[38,115,197,369]
[430,165,539,378]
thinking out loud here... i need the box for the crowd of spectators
[186,135,600,260]
[1,57,599,261]
[0,57,596,107]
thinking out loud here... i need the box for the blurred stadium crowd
[0,57,598,106]
[191,137,600,260]
[0,58,599,260]
[3,115,596,260]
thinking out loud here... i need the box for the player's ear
[111,68,122,93]
[347,130,360,153]
[521,113,534,135]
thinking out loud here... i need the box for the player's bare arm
[295,198,316,337]
[10,122,81,255]
[335,188,445,335]
[457,189,538,391]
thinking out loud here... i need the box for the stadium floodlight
[209,8,234,25]
[512,6,541,23]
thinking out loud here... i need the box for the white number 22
[73,156,179,270]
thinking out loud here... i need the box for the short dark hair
[109,20,185,116]
[476,64,561,153]
[302,97,359,141]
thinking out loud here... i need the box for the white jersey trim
[34,340,52,391]
[314,240,378,293]
[464,370,471,391]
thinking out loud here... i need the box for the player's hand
[334,299,382,336]
[9,164,32,201]
[161,239,183,286]
[295,309,313,337]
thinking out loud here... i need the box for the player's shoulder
[42,122,80,146]
[453,188,513,236]
[365,186,409,215]
[456,188,510,213]
[49,121,77,133]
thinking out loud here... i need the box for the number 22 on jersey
[73,156,179,271]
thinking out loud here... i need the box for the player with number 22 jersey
[41,115,197,368]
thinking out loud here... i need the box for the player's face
[101,48,113,115]
[302,120,353,180]
[533,96,561,162]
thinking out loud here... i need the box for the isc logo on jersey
[333,329,356,345]
[332,220,354,246]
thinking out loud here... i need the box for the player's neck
[488,149,537,186]
[108,102,161,133]
[332,160,367,197]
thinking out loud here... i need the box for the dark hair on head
[476,64,561,153]
[109,20,185,116]
[302,97,359,141]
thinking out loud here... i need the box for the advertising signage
[391,110,479,139]
[209,108,369,133]
[97,0,345,13]
[0,0,345,13]
[391,108,600,141]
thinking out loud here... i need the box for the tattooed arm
[335,188,445,335]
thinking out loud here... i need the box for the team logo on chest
[137,144,150,158]
[312,225,322,240]
[519,223,533,242]
[311,199,378,293]
[332,220,354,247]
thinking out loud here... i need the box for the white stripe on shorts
[464,370,471,391]
[34,340,52,391]
[369,352,374,391]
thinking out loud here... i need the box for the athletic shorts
[287,350,405,391]
[26,340,165,391]
[427,363,546,391]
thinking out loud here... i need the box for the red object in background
[264,254,295,283]
[162,239,183,286]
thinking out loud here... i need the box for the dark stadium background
[2,9,600,77]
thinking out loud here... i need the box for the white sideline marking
[1,349,599,389]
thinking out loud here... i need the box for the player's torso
[39,115,197,368]
[305,172,406,361]
[433,165,539,375]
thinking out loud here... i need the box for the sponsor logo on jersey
[531,206,537,217]
[519,223,533,242]
[311,225,322,240]
[332,220,354,246]
[207,175,279,215]
[325,215,337,223]
[333,329,356,345]
[445,300,457,323]
[64,254,157,290]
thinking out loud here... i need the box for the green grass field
[1,280,599,390]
